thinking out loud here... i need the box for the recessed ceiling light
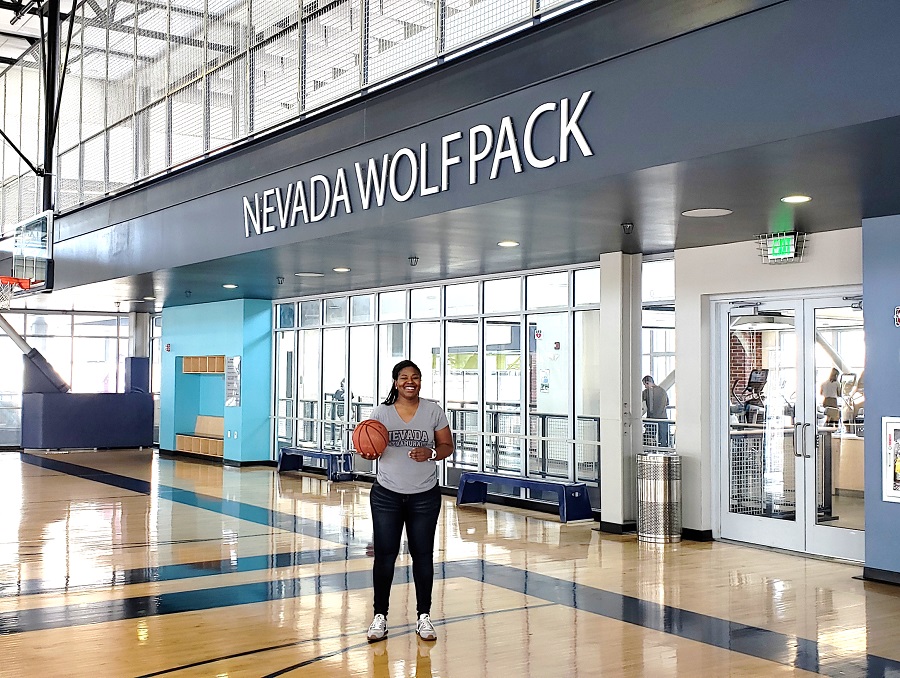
[294,272,325,277]
[681,208,733,217]
[333,267,351,273]
[781,195,811,204]
[497,240,519,247]
[223,283,238,289]
[143,296,155,301]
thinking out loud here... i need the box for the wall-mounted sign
[225,356,241,407]
[894,307,900,327]
[882,417,900,503]
[756,231,807,264]
[241,91,594,238]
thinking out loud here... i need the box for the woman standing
[820,367,841,425]
[365,359,454,643]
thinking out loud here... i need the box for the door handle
[794,422,803,457]
[802,423,812,458]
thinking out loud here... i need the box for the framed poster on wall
[882,417,900,502]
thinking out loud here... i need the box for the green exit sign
[769,235,795,259]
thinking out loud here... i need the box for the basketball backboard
[0,210,54,296]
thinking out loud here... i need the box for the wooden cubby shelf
[182,355,226,374]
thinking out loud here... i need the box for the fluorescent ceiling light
[681,208,733,217]
[333,267,351,273]
[223,283,238,289]
[781,195,811,204]
[497,240,519,247]
[143,296,155,300]
[294,272,325,277]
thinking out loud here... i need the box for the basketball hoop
[0,276,30,310]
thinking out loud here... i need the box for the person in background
[642,375,670,447]
[365,360,454,644]
[820,367,841,425]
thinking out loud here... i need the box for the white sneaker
[416,613,437,641]
[367,614,388,643]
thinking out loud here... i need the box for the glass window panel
[575,268,601,306]
[27,315,72,336]
[446,319,479,472]
[351,294,373,322]
[277,303,296,329]
[410,287,440,319]
[485,315,523,476]
[446,282,478,316]
[643,259,675,302]
[274,331,295,448]
[527,312,570,479]
[527,271,568,309]
[576,310,601,489]
[74,315,120,337]
[323,327,347,450]
[379,323,406,398]
[297,329,320,447]
[484,278,520,313]
[379,290,406,321]
[324,297,348,325]
[410,322,440,401]
[71,337,119,393]
[349,324,376,473]
[300,300,320,327]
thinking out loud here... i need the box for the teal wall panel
[160,300,272,463]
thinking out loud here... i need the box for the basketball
[353,419,389,459]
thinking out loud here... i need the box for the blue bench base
[456,471,593,523]
[278,447,354,481]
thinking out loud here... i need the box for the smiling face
[394,366,422,401]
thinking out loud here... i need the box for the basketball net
[0,276,29,310]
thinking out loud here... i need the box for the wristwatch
[429,449,438,461]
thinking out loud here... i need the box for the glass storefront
[272,265,604,507]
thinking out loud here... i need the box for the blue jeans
[370,481,441,617]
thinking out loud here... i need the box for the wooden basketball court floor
[2,449,899,677]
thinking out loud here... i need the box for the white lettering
[390,147,418,202]
[524,102,557,169]
[331,167,352,217]
[275,184,294,228]
[469,124,493,184]
[243,194,261,237]
[560,91,593,162]
[441,131,463,191]
[290,180,309,226]
[355,155,390,209]
[262,188,277,232]
[419,142,440,196]
[309,175,330,222]
[490,116,523,180]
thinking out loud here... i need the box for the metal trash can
[637,452,682,543]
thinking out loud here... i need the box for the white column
[599,252,643,528]
[129,312,151,357]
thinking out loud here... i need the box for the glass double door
[720,295,865,561]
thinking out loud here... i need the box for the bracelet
[429,449,437,461]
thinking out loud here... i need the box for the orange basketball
[353,419,389,459]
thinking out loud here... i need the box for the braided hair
[383,359,421,405]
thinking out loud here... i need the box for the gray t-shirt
[371,398,450,494]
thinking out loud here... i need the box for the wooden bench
[456,471,593,523]
[278,447,354,482]
[176,415,225,458]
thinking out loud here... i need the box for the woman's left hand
[408,447,435,462]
